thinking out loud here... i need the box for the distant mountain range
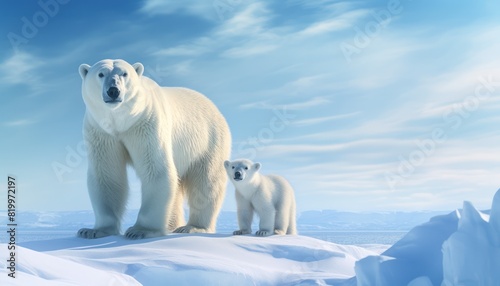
[1,210,449,232]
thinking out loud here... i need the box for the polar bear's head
[224,159,261,183]
[79,59,144,108]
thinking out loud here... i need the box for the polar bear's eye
[98,73,104,78]
[245,167,248,170]
[123,73,128,77]
[231,166,234,169]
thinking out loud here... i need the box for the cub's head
[224,159,261,183]
[79,59,144,108]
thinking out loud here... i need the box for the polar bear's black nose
[107,87,120,99]
[235,171,242,179]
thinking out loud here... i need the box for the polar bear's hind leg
[167,183,186,232]
[174,157,226,233]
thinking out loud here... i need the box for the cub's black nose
[235,171,242,178]
[107,87,120,99]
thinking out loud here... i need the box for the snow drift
[354,188,500,286]
[442,190,500,285]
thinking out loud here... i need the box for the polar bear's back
[142,77,231,176]
[263,174,296,207]
[159,86,230,143]
[141,76,224,121]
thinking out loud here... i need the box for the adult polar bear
[77,59,231,239]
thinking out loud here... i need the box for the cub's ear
[253,162,261,171]
[132,62,144,77]
[224,160,230,168]
[79,64,91,79]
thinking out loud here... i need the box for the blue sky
[1,0,500,212]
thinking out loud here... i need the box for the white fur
[224,159,297,236]
[77,59,231,239]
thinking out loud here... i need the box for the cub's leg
[255,205,276,237]
[273,207,289,235]
[233,192,253,235]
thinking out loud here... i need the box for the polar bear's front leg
[123,130,178,239]
[78,170,127,239]
[124,172,176,239]
[78,133,129,239]
[125,169,177,239]
[255,206,276,237]
[233,192,253,235]
[273,207,290,235]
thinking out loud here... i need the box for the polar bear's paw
[233,229,251,235]
[124,226,164,240]
[255,230,272,237]
[77,228,117,239]
[173,225,209,233]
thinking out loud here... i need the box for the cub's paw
[173,225,209,234]
[255,230,272,237]
[124,226,164,240]
[233,229,251,235]
[274,229,286,235]
[77,228,116,239]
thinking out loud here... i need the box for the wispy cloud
[222,44,278,58]
[154,42,210,57]
[140,0,217,20]
[284,74,337,91]
[216,2,272,37]
[285,97,330,110]
[0,52,44,86]
[292,112,361,126]
[3,118,37,127]
[240,96,330,110]
[252,138,412,158]
[299,9,369,36]
[150,2,274,60]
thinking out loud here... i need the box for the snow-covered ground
[1,189,499,285]
[2,234,381,286]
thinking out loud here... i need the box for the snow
[1,234,380,286]
[442,190,500,285]
[354,188,500,286]
[1,189,499,285]
[354,211,459,285]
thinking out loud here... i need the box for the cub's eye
[98,73,104,78]
[231,166,235,169]
[123,72,128,77]
[245,167,248,170]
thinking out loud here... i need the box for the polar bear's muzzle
[234,170,245,181]
[104,87,122,103]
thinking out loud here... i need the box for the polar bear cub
[224,159,297,236]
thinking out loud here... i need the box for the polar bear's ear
[224,160,230,168]
[132,62,144,77]
[79,64,91,79]
[253,162,261,171]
